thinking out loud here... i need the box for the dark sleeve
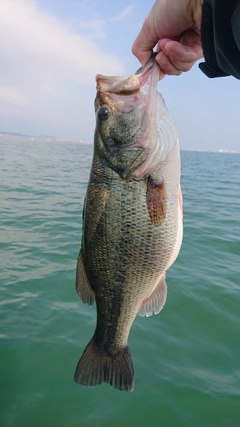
[199,0,240,79]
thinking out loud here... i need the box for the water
[1,138,240,427]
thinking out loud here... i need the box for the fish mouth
[94,54,161,181]
[95,53,159,111]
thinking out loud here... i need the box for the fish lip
[95,73,140,97]
[95,53,159,98]
[135,52,158,76]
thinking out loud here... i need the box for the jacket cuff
[198,1,229,78]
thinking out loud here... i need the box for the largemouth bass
[74,55,183,392]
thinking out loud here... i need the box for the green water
[1,138,240,427]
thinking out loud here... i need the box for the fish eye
[98,106,110,121]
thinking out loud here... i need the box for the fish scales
[74,55,183,391]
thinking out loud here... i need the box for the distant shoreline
[0,131,91,145]
[0,132,239,153]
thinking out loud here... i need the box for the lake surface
[1,138,240,427]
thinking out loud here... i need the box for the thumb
[132,19,160,65]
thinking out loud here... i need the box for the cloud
[0,0,124,118]
[73,5,135,40]
[78,19,106,40]
[0,86,26,106]
[110,5,135,22]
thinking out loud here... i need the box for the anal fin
[76,249,95,306]
[147,176,166,226]
[138,274,167,317]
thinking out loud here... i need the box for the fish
[74,54,183,392]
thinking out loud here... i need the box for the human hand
[132,0,203,78]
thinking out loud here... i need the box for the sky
[0,0,240,151]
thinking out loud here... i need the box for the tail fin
[74,337,134,392]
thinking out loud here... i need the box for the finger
[162,41,203,64]
[132,30,156,65]
[160,32,203,62]
[156,37,203,73]
[156,51,195,74]
[155,52,182,76]
[159,70,166,81]
[132,16,160,65]
[158,47,196,73]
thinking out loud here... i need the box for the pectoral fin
[138,274,167,317]
[76,249,95,306]
[146,176,166,226]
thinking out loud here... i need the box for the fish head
[94,56,161,180]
